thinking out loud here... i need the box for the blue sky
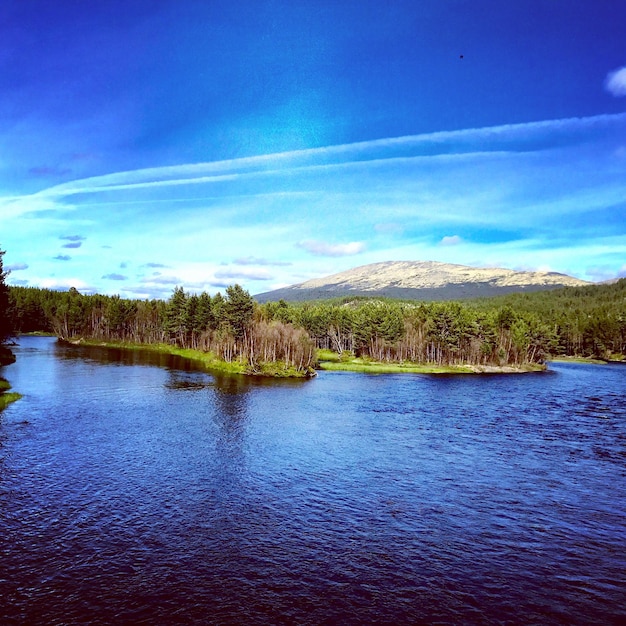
[1,0,625,298]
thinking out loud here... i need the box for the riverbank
[0,345,16,366]
[549,354,626,365]
[316,350,546,375]
[0,378,22,410]
[63,338,316,379]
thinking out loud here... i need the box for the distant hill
[254,260,590,302]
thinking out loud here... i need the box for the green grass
[0,378,22,410]
[73,339,313,378]
[549,355,607,364]
[318,360,474,374]
[0,392,22,410]
[316,350,546,375]
[316,350,474,374]
[549,354,626,365]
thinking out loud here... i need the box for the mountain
[254,261,590,302]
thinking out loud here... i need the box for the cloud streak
[440,235,463,246]
[215,268,273,281]
[102,273,128,281]
[297,240,366,257]
[233,256,292,267]
[18,113,625,204]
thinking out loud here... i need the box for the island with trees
[5,266,626,377]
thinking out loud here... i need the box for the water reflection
[207,374,252,500]
[54,340,199,372]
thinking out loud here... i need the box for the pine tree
[0,245,16,365]
[224,284,254,341]
[0,246,12,343]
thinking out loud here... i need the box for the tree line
[8,284,317,375]
[8,277,625,370]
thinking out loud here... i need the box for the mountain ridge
[254,260,589,302]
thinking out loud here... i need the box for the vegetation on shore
[5,271,625,377]
[316,349,545,374]
[0,378,21,410]
[549,354,625,365]
[73,338,315,378]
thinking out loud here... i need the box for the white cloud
[233,256,292,267]
[605,67,626,97]
[140,274,183,285]
[40,277,91,292]
[297,240,366,257]
[214,267,273,280]
[439,235,463,246]
[102,273,128,281]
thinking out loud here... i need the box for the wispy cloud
[297,240,366,257]
[60,235,86,242]
[18,113,624,204]
[102,273,128,281]
[605,67,626,97]
[62,242,82,249]
[233,256,292,267]
[440,235,463,246]
[54,254,72,261]
[215,267,273,281]
[6,262,28,271]
[39,278,93,293]
[140,275,183,285]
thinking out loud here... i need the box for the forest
[6,277,626,374]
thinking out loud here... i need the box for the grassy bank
[316,349,545,375]
[0,378,22,410]
[549,354,626,365]
[69,339,315,379]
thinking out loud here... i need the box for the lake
[1,336,625,624]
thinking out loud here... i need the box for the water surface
[1,336,625,624]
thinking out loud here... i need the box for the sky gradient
[2,0,625,298]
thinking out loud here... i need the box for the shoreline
[548,355,626,365]
[316,350,546,375]
[25,337,618,378]
[0,379,22,410]
[61,338,316,379]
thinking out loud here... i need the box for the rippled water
[1,336,625,624]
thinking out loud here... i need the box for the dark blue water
[1,336,625,624]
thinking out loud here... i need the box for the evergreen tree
[195,292,213,332]
[224,284,254,341]
[0,246,11,343]
[165,287,188,346]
